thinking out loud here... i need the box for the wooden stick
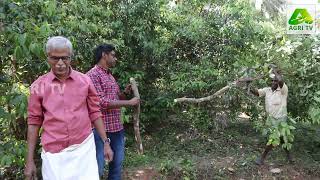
[236,74,265,82]
[174,75,265,104]
[174,85,231,103]
[130,77,144,154]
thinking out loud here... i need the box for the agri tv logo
[287,5,316,34]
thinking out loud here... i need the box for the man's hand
[104,143,114,162]
[268,64,277,69]
[129,97,140,106]
[124,84,132,95]
[269,64,281,75]
[24,159,37,180]
[272,68,281,75]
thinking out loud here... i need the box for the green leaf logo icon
[288,8,313,25]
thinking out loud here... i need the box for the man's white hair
[46,36,73,54]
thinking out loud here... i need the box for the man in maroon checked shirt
[87,44,140,179]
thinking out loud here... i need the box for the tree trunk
[130,77,144,154]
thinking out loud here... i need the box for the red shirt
[27,69,102,153]
[86,65,123,132]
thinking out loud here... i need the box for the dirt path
[123,167,161,180]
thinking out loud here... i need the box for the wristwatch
[103,138,111,144]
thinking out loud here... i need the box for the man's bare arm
[235,78,260,96]
[105,98,140,109]
[26,125,40,164]
[250,88,259,96]
[24,125,40,179]
[93,118,108,142]
[93,118,113,162]
[273,70,284,88]
[118,92,128,100]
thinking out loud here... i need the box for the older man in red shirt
[24,36,113,180]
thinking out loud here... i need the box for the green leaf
[18,102,26,116]
[288,117,297,124]
[29,43,37,55]
[0,107,8,119]
[272,139,280,146]
[10,94,23,106]
[18,34,26,46]
[288,126,296,130]
[14,46,23,60]
[29,43,41,57]
[309,107,320,124]
[40,22,50,36]
[313,96,320,103]
[46,0,56,17]
[0,13,5,19]
[285,128,290,135]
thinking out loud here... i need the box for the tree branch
[174,73,265,104]
[174,85,232,103]
[130,77,143,154]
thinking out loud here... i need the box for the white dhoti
[41,133,99,180]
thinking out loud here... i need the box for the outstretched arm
[273,70,284,88]
[250,87,260,96]
[235,78,261,97]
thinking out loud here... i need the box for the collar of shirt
[95,65,112,74]
[272,86,281,92]
[47,67,76,82]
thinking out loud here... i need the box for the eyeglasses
[48,56,71,61]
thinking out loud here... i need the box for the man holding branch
[87,44,140,179]
[238,66,293,165]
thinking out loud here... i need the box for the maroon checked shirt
[87,65,123,132]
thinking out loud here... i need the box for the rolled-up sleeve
[258,87,268,97]
[27,83,44,125]
[87,79,102,122]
